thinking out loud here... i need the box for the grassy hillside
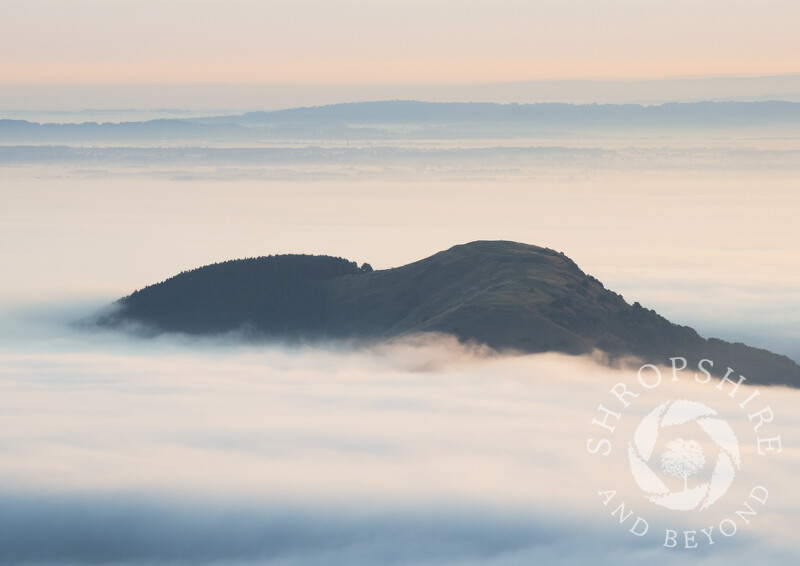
[100,241,800,386]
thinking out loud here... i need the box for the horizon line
[2,72,800,89]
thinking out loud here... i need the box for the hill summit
[100,241,799,387]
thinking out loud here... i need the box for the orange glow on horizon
[3,56,799,86]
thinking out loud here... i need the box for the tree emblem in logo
[661,438,706,491]
[628,399,741,511]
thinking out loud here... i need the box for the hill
[99,241,800,386]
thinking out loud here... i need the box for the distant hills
[214,100,800,126]
[2,100,799,143]
[99,241,800,387]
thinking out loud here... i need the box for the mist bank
[1,100,799,144]
[0,324,798,564]
[0,493,587,566]
[1,145,797,180]
[0,491,783,566]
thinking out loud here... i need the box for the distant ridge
[2,100,799,143]
[100,241,800,387]
[227,100,800,125]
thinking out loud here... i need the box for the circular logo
[628,399,741,511]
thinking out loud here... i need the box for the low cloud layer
[0,310,798,564]
[0,493,615,566]
[2,491,790,566]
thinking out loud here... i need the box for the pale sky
[2,0,798,85]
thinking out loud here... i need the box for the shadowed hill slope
[100,241,800,387]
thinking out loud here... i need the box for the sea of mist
[0,305,798,565]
